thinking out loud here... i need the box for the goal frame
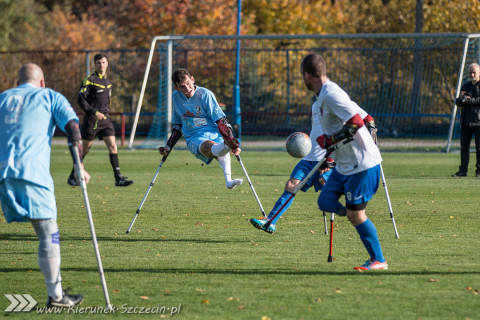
[128,33,479,151]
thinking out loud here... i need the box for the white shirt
[312,79,382,175]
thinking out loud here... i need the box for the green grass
[1,145,480,319]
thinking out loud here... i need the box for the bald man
[0,63,88,308]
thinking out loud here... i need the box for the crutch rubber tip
[327,256,333,262]
[125,230,130,234]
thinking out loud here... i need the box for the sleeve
[325,91,357,122]
[204,90,226,122]
[77,76,95,115]
[50,90,79,132]
[353,102,368,119]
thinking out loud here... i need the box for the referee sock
[109,153,122,180]
[355,218,385,262]
[267,191,294,224]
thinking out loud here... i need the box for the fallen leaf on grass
[227,297,240,301]
[314,297,321,302]
[112,290,120,293]
[238,305,245,310]
[140,296,148,300]
[201,299,209,304]
[261,317,272,320]
[429,279,439,282]
[335,288,342,293]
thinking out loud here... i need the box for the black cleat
[451,172,467,177]
[115,178,133,187]
[47,290,84,308]
[67,174,79,186]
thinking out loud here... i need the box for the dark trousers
[459,125,480,174]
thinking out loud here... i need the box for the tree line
[1,0,478,51]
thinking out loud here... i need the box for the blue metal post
[233,0,242,139]
[86,51,90,76]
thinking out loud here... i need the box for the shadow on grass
[2,267,479,277]
[0,232,248,243]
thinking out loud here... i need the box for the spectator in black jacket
[453,63,480,177]
[68,53,133,186]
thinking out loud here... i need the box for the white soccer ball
[285,132,312,158]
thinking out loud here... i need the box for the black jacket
[78,71,112,116]
[457,81,480,127]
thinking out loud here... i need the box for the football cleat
[451,172,467,177]
[47,290,84,308]
[354,259,388,271]
[115,177,134,187]
[250,218,276,234]
[226,178,243,189]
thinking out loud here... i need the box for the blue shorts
[186,131,224,164]
[321,164,380,205]
[0,179,57,223]
[291,160,332,193]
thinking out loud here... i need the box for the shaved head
[19,63,45,87]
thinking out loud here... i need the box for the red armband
[346,114,364,130]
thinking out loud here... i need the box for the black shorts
[81,114,116,141]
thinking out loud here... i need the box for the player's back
[0,84,76,189]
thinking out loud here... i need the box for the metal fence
[1,33,479,151]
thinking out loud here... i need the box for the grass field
[1,144,480,319]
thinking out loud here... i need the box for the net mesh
[137,34,479,151]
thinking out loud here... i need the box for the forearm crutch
[235,154,267,219]
[264,138,353,230]
[327,212,335,262]
[323,211,328,235]
[379,163,399,239]
[126,154,169,234]
[71,144,112,310]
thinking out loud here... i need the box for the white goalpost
[446,33,480,153]
[128,36,180,149]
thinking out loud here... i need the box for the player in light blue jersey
[0,63,89,307]
[159,69,243,190]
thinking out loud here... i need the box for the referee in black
[68,53,133,187]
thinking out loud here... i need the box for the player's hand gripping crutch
[235,154,267,218]
[263,138,353,230]
[126,154,169,234]
[70,144,112,310]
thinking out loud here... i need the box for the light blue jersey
[0,83,78,191]
[172,86,226,141]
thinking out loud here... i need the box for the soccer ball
[286,132,312,158]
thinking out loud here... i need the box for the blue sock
[355,218,385,262]
[267,191,294,224]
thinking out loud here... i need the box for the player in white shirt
[250,97,376,233]
[0,63,88,307]
[159,68,243,190]
[301,53,387,271]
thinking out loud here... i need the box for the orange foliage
[24,7,116,50]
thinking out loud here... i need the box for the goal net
[128,33,480,152]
